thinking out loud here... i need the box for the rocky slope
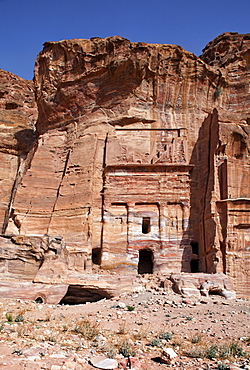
[0,285,249,370]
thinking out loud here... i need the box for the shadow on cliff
[1,128,39,234]
[14,128,38,154]
[181,109,219,273]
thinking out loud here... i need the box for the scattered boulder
[171,273,236,300]
[200,281,236,299]
[161,347,178,364]
[90,355,118,369]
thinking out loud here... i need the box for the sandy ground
[0,287,249,369]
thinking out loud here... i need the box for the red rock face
[0,69,37,235]
[0,33,250,297]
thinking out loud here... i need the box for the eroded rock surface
[0,69,37,235]
[0,32,249,298]
[170,273,236,299]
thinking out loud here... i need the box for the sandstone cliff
[0,70,38,279]
[0,32,249,298]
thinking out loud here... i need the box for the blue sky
[0,0,249,80]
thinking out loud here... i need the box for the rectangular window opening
[142,217,151,234]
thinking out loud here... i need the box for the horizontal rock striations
[0,32,249,298]
[0,70,37,237]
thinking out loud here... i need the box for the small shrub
[6,312,13,323]
[119,341,136,357]
[133,327,148,340]
[218,363,230,370]
[15,315,24,323]
[159,332,173,341]
[191,333,202,344]
[127,306,135,311]
[205,342,246,360]
[229,342,246,357]
[117,322,127,335]
[214,86,222,99]
[74,318,100,340]
[219,345,231,358]
[149,338,162,347]
[206,344,219,359]
[102,343,118,358]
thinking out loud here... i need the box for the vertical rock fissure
[2,140,38,234]
[1,156,22,234]
[202,114,213,272]
[46,149,71,234]
[100,134,108,261]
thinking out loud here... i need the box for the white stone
[26,355,41,361]
[116,302,126,309]
[51,366,62,370]
[93,334,107,342]
[90,355,118,369]
[50,353,67,358]
[161,347,178,364]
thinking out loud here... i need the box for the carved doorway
[92,247,101,265]
[138,249,154,274]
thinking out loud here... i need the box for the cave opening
[5,102,19,110]
[59,285,112,305]
[35,296,45,304]
[138,249,154,274]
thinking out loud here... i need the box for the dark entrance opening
[138,249,153,274]
[142,217,151,234]
[190,242,199,255]
[35,296,45,304]
[59,285,112,305]
[190,242,199,273]
[92,247,101,265]
[190,259,199,273]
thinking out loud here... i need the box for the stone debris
[171,273,236,300]
[0,289,249,370]
[90,355,118,369]
[161,347,178,364]
[116,303,126,309]
[118,357,142,369]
